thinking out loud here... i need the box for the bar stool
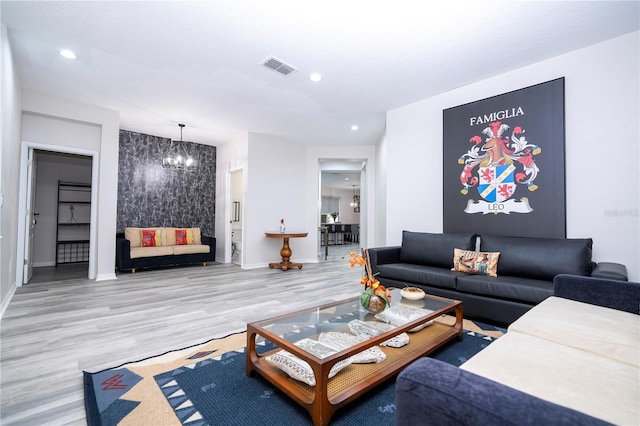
[351,224,359,243]
[343,224,352,243]
[335,224,344,245]
[328,224,336,245]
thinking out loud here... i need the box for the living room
[0,1,638,424]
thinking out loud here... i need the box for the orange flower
[349,252,366,268]
[349,248,390,307]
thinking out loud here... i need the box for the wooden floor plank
[1,244,362,425]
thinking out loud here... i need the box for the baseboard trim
[0,283,17,319]
[95,273,117,282]
[33,261,55,268]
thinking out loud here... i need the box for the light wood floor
[0,244,363,425]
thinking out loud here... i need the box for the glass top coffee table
[246,288,463,426]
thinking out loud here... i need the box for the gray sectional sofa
[395,274,640,425]
[368,231,627,326]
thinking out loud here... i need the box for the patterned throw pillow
[264,338,353,386]
[186,229,196,245]
[375,305,434,332]
[347,320,410,348]
[141,229,156,247]
[451,248,500,277]
[318,332,386,364]
[175,229,188,245]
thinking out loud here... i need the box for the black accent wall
[117,130,216,236]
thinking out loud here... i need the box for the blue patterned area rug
[83,319,503,425]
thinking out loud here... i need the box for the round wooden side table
[265,232,308,270]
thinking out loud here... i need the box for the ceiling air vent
[261,56,296,76]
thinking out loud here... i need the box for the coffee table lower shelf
[246,321,461,426]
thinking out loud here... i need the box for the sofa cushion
[172,244,210,255]
[456,275,553,304]
[377,263,460,290]
[479,234,593,280]
[509,296,640,367]
[396,358,610,426]
[451,248,500,277]
[124,227,142,247]
[165,227,177,246]
[460,332,639,425]
[130,246,174,259]
[399,231,476,269]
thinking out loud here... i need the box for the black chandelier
[162,124,197,170]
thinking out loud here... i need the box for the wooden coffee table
[246,289,463,425]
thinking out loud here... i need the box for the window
[321,196,340,215]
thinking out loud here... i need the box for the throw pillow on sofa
[141,229,161,247]
[175,229,188,245]
[452,248,500,277]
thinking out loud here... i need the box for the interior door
[23,148,37,283]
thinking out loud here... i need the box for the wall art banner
[443,78,566,238]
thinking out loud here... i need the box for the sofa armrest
[367,246,401,275]
[396,358,610,426]
[590,262,628,281]
[201,235,216,252]
[554,274,640,314]
[116,236,132,270]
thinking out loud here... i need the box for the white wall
[0,24,22,315]
[215,132,248,263]
[245,133,308,268]
[21,90,120,281]
[216,133,377,269]
[375,132,387,247]
[385,31,640,281]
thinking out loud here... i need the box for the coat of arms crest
[458,120,540,214]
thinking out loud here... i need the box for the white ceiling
[2,1,638,148]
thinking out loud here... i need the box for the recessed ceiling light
[345,177,349,181]
[351,125,359,131]
[59,49,77,59]
[309,73,322,82]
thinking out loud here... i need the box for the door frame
[23,148,37,283]
[228,168,244,266]
[16,141,99,285]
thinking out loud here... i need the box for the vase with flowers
[348,248,391,313]
[280,218,286,233]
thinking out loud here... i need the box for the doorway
[230,169,244,266]
[17,143,97,286]
[319,160,366,261]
